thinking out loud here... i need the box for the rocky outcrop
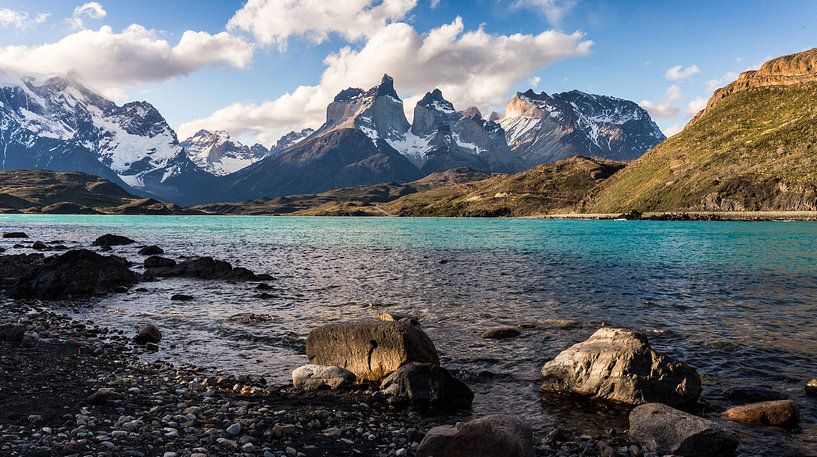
[724,400,800,427]
[92,234,135,247]
[8,250,138,299]
[306,320,439,381]
[291,364,356,391]
[691,48,817,124]
[137,245,164,255]
[629,403,739,457]
[2,232,28,238]
[380,362,473,409]
[540,327,701,407]
[181,129,269,176]
[144,257,270,281]
[416,415,536,457]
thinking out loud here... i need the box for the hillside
[0,170,191,214]
[585,49,817,213]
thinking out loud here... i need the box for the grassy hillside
[585,82,817,212]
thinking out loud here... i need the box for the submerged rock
[540,327,701,407]
[144,256,176,268]
[138,245,164,255]
[92,234,135,247]
[291,364,356,391]
[135,323,162,344]
[629,403,739,457]
[416,415,535,457]
[725,386,787,404]
[724,399,800,427]
[144,257,270,281]
[2,232,28,238]
[481,327,521,339]
[171,294,194,301]
[306,320,440,381]
[380,362,473,409]
[8,249,138,299]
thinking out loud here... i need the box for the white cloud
[665,64,700,81]
[662,123,683,137]
[683,96,707,116]
[706,71,738,91]
[0,25,254,89]
[430,0,441,8]
[179,17,592,144]
[639,85,682,118]
[69,2,106,30]
[227,0,417,50]
[529,76,542,88]
[0,8,49,29]
[514,0,578,24]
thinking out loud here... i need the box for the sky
[0,0,815,145]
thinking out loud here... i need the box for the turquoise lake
[1,215,816,455]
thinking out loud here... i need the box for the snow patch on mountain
[181,129,268,176]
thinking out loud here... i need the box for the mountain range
[0,72,664,205]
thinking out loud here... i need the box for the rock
[0,253,44,288]
[0,325,25,342]
[135,323,162,344]
[377,312,420,325]
[8,249,138,299]
[541,327,701,407]
[628,403,739,457]
[145,256,270,281]
[380,362,473,409]
[171,294,194,301]
[92,234,135,246]
[144,256,176,268]
[87,388,116,405]
[138,245,164,255]
[32,241,48,250]
[306,319,440,381]
[724,400,800,427]
[806,379,817,397]
[292,364,356,391]
[226,423,241,435]
[724,386,787,404]
[416,415,535,457]
[481,327,521,339]
[2,231,28,238]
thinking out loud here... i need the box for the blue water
[1,215,816,455]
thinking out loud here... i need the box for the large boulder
[0,253,44,289]
[291,364,356,391]
[8,250,138,299]
[92,234,135,246]
[415,415,535,457]
[380,362,473,409]
[306,320,439,381]
[144,256,270,281]
[724,400,799,427]
[629,403,739,457]
[138,245,164,255]
[135,323,162,344]
[540,327,701,407]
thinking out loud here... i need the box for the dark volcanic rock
[8,249,138,299]
[137,245,164,255]
[144,256,176,268]
[3,232,28,238]
[416,415,536,457]
[31,241,48,250]
[92,234,135,247]
[629,403,739,457]
[171,294,194,301]
[135,323,162,344]
[0,253,44,289]
[145,256,270,281]
[380,362,474,409]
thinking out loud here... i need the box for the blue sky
[0,0,815,144]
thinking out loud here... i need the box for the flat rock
[541,327,701,407]
[171,294,194,301]
[291,364,356,391]
[629,403,739,457]
[416,415,535,457]
[92,234,135,246]
[724,399,799,427]
[481,327,521,339]
[138,245,164,255]
[380,362,473,409]
[306,319,440,381]
[2,232,28,238]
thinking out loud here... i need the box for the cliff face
[691,48,817,124]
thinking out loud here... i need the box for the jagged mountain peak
[417,88,455,112]
[460,106,482,119]
[375,74,399,99]
[334,87,365,102]
[180,129,268,176]
[270,128,315,154]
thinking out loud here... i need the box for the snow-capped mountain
[0,73,214,204]
[499,89,665,165]
[181,129,269,176]
[269,128,315,155]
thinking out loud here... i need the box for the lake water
[1,215,816,456]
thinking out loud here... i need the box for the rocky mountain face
[585,48,817,213]
[499,90,665,165]
[0,74,214,205]
[269,128,315,155]
[180,130,269,176]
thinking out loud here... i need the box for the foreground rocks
[292,364,356,391]
[135,323,162,344]
[7,249,138,299]
[380,363,473,410]
[629,403,740,457]
[724,399,800,427]
[92,234,136,247]
[416,415,535,457]
[481,327,521,339]
[144,256,271,281]
[2,231,28,238]
[541,327,701,407]
[306,320,440,381]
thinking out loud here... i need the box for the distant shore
[538,211,817,221]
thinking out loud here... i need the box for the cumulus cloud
[179,17,592,144]
[639,84,682,118]
[683,96,707,116]
[662,123,683,137]
[706,71,739,91]
[665,64,700,81]
[69,2,106,30]
[514,0,578,24]
[227,0,417,50]
[0,25,254,88]
[430,0,441,8]
[529,76,542,88]
[0,8,49,29]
